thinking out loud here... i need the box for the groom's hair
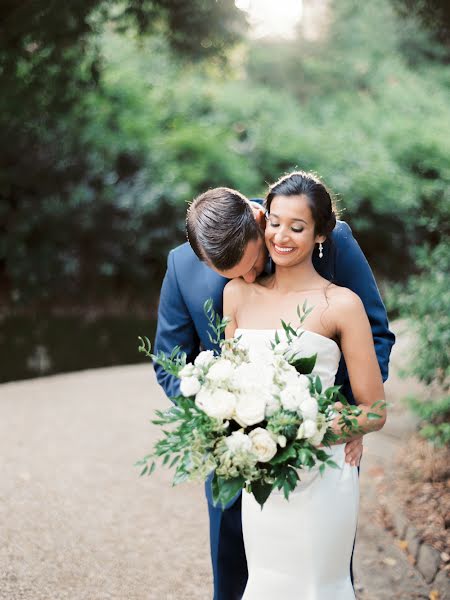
[186,187,260,270]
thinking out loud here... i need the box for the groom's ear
[250,204,266,230]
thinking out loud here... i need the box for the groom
[153,186,395,600]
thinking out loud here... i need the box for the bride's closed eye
[268,220,304,233]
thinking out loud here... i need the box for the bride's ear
[315,234,326,244]
[251,204,266,230]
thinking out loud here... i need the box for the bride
[223,171,386,599]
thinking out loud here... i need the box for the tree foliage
[1,0,449,310]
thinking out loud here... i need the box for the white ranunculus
[277,435,287,448]
[234,393,266,427]
[272,354,290,371]
[309,414,328,447]
[206,359,235,384]
[225,430,253,454]
[180,376,201,397]
[196,388,236,420]
[179,363,196,378]
[273,341,290,356]
[249,428,277,462]
[299,395,318,421]
[286,334,306,360]
[265,395,281,418]
[194,350,215,369]
[296,419,317,440]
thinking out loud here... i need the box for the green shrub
[388,242,450,445]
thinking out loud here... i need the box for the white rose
[232,362,273,391]
[234,393,266,427]
[179,363,196,378]
[180,376,201,397]
[249,428,277,462]
[297,374,310,390]
[194,350,215,369]
[299,395,318,421]
[279,385,306,412]
[225,430,253,454]
[296,419,317,440]
[196,388,236,420]
[206,359,235,384]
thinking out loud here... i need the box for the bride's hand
[332,401,363,467]
[344,437,363,467]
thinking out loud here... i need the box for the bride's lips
[272,243,295,255]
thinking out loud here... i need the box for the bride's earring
[319,242,323,258]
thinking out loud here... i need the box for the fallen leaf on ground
[397,539,408,551]
[382,557,397,566]
[429,590,439,600]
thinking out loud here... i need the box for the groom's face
[211,205,268,283]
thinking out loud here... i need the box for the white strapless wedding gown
[236,329,359,600]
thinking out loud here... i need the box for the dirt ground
[0,324,444,599]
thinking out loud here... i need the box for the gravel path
[0,324,437,599]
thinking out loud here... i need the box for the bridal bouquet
[137,300,380,508]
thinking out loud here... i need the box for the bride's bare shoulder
[223,278,250,302]
[327,284,363,308]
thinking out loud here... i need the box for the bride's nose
[273,227,290,244]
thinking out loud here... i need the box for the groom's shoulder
[168,241,202,268]
[329,220,356,247]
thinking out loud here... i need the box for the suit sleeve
[333,222,395,382]
[153,250,200,400]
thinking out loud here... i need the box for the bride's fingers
[344,439,363,466]
[333,401,344,412]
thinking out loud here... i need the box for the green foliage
[389,243,450,388]
[388,242,450,446]
[244,0,450,277]
[0,1,245,308]
[407,395,450,447]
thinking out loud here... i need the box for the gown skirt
[241,444,359,600]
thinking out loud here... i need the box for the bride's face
[265,194,325,267]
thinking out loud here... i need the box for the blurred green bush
[388,242,450,446]
[2,0,449,312]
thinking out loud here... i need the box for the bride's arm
[332,289,387,440]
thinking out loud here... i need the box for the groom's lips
[273,243,295,255]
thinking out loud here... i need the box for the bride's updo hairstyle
[265,171,337,238]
